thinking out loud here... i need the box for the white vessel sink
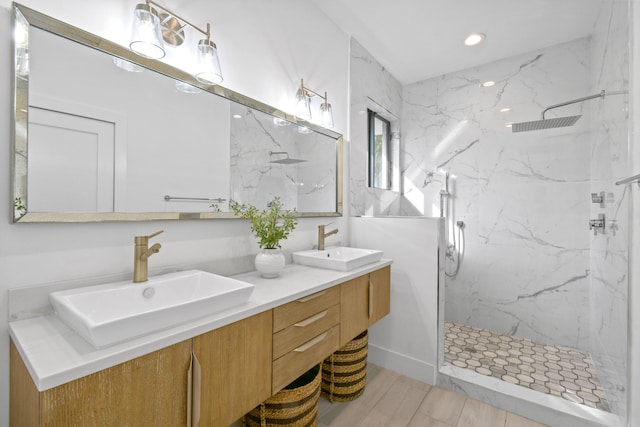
[50,270,254,348]
[292,246,383,271]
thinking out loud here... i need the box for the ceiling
[311,0,605,85]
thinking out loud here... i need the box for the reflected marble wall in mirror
[12,4,342,222]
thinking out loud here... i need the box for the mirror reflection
[12,4,342,222]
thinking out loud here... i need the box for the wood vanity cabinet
[271,286,341,394]
[340,266,391,345]
[193,310,273,427]
[10,265,390,427]
[10,339,192,426]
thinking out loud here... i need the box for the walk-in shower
[399,2,630,424]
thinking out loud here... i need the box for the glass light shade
[130,4,165,59]
[195,39,223,85]
[320,102,334,128]
[273,117,290,126]
[175,80,202,94]
[297,125,312,134]
[295,88,312,121]
[112,57,144,73]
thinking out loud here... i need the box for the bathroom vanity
[9,262,391,426]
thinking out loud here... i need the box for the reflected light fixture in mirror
[295,79,334,127]
[129,0,223,84]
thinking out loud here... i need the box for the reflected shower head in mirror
[512,115,581,133]
[269,151,307,164]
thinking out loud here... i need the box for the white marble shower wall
[588,0,629,418]
[402,38,595,351]
[349,39,404,216]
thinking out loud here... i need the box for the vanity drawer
[272,324,340,394]
[273,286,340,332]
[273,304,340,360]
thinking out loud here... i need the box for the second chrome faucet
[317,223,338,251]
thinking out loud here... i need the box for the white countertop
[9,260,392,391]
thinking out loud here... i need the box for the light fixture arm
[146,0,211,40]
[299,79,328,102]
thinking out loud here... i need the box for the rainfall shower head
[268,151,307,164]
[511,115,582,133]
[511,90,608,133]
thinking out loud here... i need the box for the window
[368,109,391,189]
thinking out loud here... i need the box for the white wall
[0,1,349,425]
[350,217,441,384]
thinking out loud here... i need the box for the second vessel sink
[292,246,383,271]
[50,270,255,348]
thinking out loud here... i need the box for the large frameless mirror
[11,3,342,222]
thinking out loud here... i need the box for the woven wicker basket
[321,330,368,402]
[244,364,321,427]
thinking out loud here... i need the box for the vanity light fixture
[295,79,334,127]
[464,33,485,46]
[129,0,223,84]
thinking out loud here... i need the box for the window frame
[367,109,391,190]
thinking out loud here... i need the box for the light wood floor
[317,364,549,427]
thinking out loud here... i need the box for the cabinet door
[340,267,391,346]
[369,266,391,325]
[17,340,191,427]
[340,274,370,345]
[194,310,273,427]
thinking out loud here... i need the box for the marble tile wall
[229,103,337,213]
[587,0,629,418]
[401,38,595,351]
[349,39,404,216]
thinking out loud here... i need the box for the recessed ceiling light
[464,33,486,46]
[481,81,496,87]
[500,107,511,113]
[232,114,242,119]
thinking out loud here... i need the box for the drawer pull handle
[297,290,327,303]
[369,279,373,318]
[294,310,328,327]
[294,332,328,352]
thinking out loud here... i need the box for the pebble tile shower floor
[444,321,610,411]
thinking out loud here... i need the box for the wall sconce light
[295,79,334,128]
[129,0,223,85]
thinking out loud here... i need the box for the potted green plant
[230,197,298,278]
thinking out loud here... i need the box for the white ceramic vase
[255,248,286,278]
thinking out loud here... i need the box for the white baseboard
[367,343,437,385]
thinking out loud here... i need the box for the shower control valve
[591,191,605,208]
[588,214,605,236]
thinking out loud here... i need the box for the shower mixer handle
[588,214,605,236]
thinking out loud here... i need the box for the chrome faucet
[133,230,163,283]
[317,223,338,251]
